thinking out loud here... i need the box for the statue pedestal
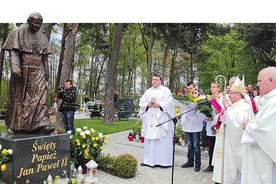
[0,133,70,183]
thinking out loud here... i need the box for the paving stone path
[96,130,214,184]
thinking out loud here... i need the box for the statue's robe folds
[2,24,52,131]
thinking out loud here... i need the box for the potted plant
[70,126,108,173]
[132,122,141,140]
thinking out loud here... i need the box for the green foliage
[98,153,116,171]
[98,153,137,178]
[196,100,213,119]
[198,29,263,91]
[175,124,185,143]
[172,91,196,101]
[132,121,142,138]
[173,92,213,119]
[133,103,139,110]
[113,153,138,178]
[237,23,276,67]
[0,78,8,108]
[0,109,6,116]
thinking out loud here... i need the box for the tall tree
[104,23,125,123]
[140,23,155,88]
[56,23,68,92]
[57,23,79,128]
[41,23,54,102]
[236,23,276,66]
[41,23,54,41]
[76,23,110,100]
[0,23,9,99]
[197,29,262,91]
[116,23,145,99]
[60,23,79,85]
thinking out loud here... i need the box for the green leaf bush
[113,153,137,178]
[98,153,138,178]
[98,153,116,172]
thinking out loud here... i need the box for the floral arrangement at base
[0,144,13,172]
[172,90,213,119]
[70,126,108,164]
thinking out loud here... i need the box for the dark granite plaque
[0,133,70,183]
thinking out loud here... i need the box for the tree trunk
[104,23,125,123]
[189,52,194,82]
[56,23,78,129]
[162,46,167,85]
[40,23,54,102]
[41,23,54,41]
[0,23,9,97]
[169,48,177,91]
[60,23,79,83]
[140,23,154,88]
[147,24,154,88]
[56,23,68,92]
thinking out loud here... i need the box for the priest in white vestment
[212,75,254,183]
[242,67,276,184]
[222,75,254,183]
[139,74,176,167]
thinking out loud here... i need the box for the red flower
[175,91,179,95]
[181,89,186,94]
[57,130,61,134]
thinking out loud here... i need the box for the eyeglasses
[229,92,238,95]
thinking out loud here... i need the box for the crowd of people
[138,66,276,184]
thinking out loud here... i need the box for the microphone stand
[156,108,196,184]
[156,99,210,184]
[156,98,210,184]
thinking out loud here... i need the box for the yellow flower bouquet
[172,90,214,119]
[70,126,108,164]
[0,144,13,172]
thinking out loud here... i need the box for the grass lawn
[72,118,142,135]
[0,118,142,135]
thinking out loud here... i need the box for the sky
[1,0,276,23]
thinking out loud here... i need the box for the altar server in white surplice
[139,73,176,167]
[242,67,276,184]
